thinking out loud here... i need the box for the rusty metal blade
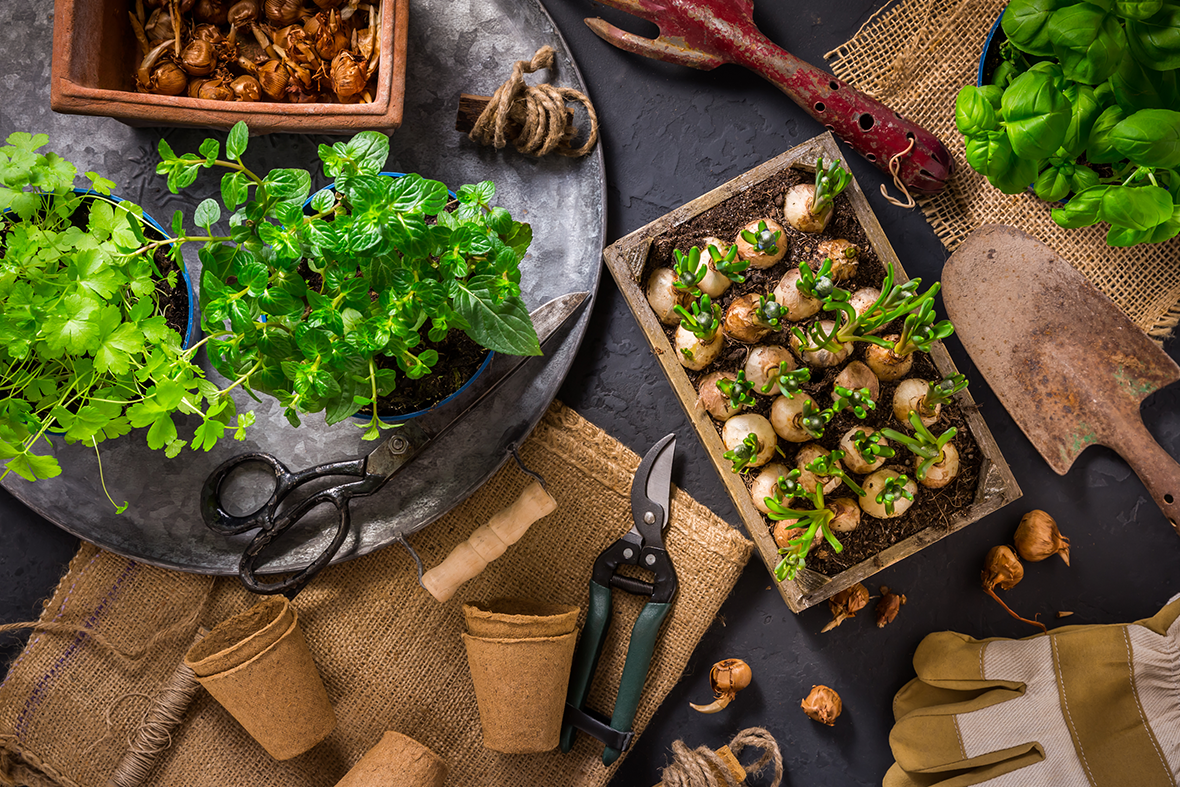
[943,225,1180,474]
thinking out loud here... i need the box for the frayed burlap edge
[825,0,1180,341]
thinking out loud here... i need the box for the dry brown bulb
[193,0,229,24]
[194,76,234,100]
[875,586,906,628]
[821,583,869,633]
[313,10,351,60]
[181,39,218,76]
[330,50,367,100]
[256,59,290,99]
[227,0,261,25]
[145,7,177,41]
[689,659,753,714]
[1014,510,1070,565]
[265,0,304,26]
[982,545,1046,632]
[231,74,262,101]
[801,685,842,726]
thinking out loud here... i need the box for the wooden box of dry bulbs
[50,0,408,134]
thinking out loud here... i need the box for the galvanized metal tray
[2,0,604,575]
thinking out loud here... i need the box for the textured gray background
[5,1,1180,786]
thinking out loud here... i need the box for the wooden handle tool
[421,480,557,602]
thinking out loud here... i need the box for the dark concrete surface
[4,1,1180,785]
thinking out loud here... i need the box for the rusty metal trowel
[942,224,1180,533]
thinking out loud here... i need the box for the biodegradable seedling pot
[601,132,1022,614]
[461,599,580,753]
[335,731,447,787]
[49,0,408,134]
[185,597,335,760]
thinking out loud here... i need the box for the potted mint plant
[0,133,245,508]
[157,122,541,441]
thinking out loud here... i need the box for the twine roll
[468,45,599,158]
[657,727,784,787]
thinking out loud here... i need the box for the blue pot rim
[978,9,1006,88]
[302,171,489,425]
[69,188,198,350]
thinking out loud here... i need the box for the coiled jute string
[469,45,599,158]
[658,727,784,787]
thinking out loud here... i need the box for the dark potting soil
[644,166,983,578]
[358,329,490,417]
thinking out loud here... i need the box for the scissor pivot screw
[645,554,656,566]
[623,548,634,559]
[389,437,409,454]
[643,511,655,524]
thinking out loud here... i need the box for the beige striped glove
[885,596,1180,787]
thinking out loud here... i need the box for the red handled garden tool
[583,0,952,194]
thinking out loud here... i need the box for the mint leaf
[452,277,541,356]
[226,122,249,160]
[194,198,222,230]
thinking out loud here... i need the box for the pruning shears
[561,433,679,765]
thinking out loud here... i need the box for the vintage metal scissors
[199,291,588,598]
[561,432,678,765]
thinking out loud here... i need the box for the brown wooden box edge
[50,0,409,135]
[601,132,1023,614]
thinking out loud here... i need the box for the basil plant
[157,122,540,440]
[955,0,1180,246]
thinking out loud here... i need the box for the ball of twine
[468,45,599,158]
[659,727,784,787]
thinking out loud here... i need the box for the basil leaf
[1111,55,1180,112]
[1003,0,1068,56]
[1099,183,1175,228]
[1111,108,1180,167]
[1047,3,1127,85]
[1126,4,1180,70]
[1086,104,1128,162]
[1002,67,1071,159]
[955,86,1000,135]
[1051,184,1110,227]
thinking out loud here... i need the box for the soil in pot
[644,166,983,578]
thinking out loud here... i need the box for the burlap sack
[825,0,1180,339]
[0,402,752,787]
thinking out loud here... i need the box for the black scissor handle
[238,486,354,598]
[200,451,368,536]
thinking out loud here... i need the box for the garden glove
[885,594,1180,787]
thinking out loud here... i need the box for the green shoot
[925,374,969,409]
[708,243,748,283]
[850,429,895,464]
[767,468,805,507]
[875,473,915,515]
[795,258,837,301]
[821,263,923,344]
[831,386,876,419]
[672,246,707,292]
[800,399,834,440]
[761,364,811,398]
[768,486,843,582]
[673,293,721,340]
[716,370,757,410]
[880,412,958,481]
[756,294,784,328]
[812,157,853,216]
[805,449,866,497]
[892,296,955,356]
[724,433,762,474]
[740,220,782,256]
